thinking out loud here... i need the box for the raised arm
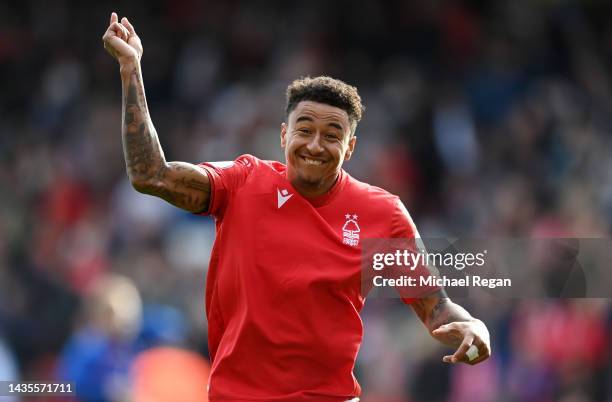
[411,289,491,365]
[102,12,210,213]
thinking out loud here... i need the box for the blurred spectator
[0,337,18,402]
[57,274,142,402]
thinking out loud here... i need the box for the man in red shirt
[103,13,491,401]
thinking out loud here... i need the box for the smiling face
[281,100,357,197]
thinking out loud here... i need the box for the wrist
[119,58,140,77]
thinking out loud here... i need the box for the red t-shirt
[199,154,427,401]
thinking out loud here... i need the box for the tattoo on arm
[150,162,211,212]
[120,69,210,212]
[411,291,473,333]
[122,69,165,184]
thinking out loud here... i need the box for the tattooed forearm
[121,68,165,186]
[119,67,211,212]
[428,298,473,331]
[411,291,474,333]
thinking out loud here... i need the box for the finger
[102,25,119,43]
[110,22,129,40]
[469,342,491,364]
[110,12,118,24]
[104,35,135,57]
[450,335,474,363]
[432,322,459,336]
[102,32,114,45]
[109,23,124,41]
[118,22,130,39]
[121,23,130,39]
[121,17,136,36]
[102,27,113,39]
[431,324,451,335]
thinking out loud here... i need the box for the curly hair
[285,76,365,132]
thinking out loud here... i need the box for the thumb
[442,355,454,363]
[432,324,451,334]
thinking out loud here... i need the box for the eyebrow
[295,116,343,130]
[296,116,314,124]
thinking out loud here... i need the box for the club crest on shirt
[342,214,360,247]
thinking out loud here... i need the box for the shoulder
[344,172,418,237]
[344,172,401,208]
[229,154,259,170]
[233,154,286,175]
[200,154,272,175]
[261,158,287,175]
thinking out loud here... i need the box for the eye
[297,128,311,134]
[325,133,340,140]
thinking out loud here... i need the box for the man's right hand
[102,12,143,67]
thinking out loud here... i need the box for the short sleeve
[390,198,441,303]
[391,198,421,239]
[197,154,257,218]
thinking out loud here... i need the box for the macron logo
[277,188,293,209]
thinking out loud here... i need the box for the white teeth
[303,158,323,165]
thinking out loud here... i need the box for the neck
[290,172,340,198]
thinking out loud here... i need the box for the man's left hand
[432,319,491,365]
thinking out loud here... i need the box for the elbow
[127,165,168,194]
[128,174,161,195]
[130,178,151,193]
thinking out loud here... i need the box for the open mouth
[300,156,325,166]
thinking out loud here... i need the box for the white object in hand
[466,344,479,361]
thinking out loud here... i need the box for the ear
[280,122,287,149]
[344,135,357,161]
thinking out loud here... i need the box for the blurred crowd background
[1,0,612,401]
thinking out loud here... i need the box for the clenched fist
[102,12,143,66]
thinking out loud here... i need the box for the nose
[306,132,324,154]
